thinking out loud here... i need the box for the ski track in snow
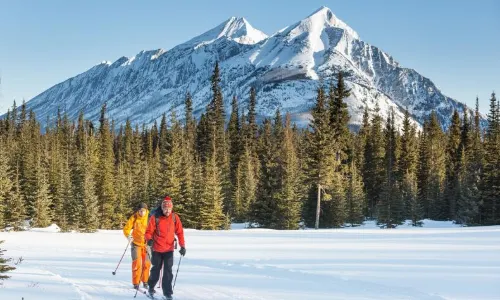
[1,221,499,299]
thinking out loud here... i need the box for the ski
[145,292,172,300]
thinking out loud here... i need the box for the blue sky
[0,0,498,115]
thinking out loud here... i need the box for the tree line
[0,63,498,231]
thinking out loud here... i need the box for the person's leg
[161,251,174,297]
[147,251,164,292]
[142,245,152,286]
[131,243,142,286]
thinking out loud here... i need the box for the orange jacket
[123,209,149,247]
[145,210,185,253]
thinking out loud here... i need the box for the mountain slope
[21,6,475,129]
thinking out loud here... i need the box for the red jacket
[145,211,185,253]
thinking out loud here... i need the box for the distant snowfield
[1,220,499,300]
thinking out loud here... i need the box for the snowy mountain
[20,6,477,129]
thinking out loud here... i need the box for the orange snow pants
[131,243,151,285]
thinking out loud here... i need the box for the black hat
[136,202,148,211]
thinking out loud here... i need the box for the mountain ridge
[15,6,480,130]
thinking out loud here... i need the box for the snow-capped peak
[183,17,268,48]
[220,17,268,44]
[291,6,360,40]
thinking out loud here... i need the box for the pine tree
[444,110,462,220]
[0,139,13,228]
[179,93,196,228]
[5,164,25,230]
[196,113,210,162]
[273,113,302,229]
[456,150,479,225]
[363,104,385,219]
[398,108,419,221]
[0,240,15,280]
[328,72,351,164]
[303,85,337,227]
[80,148,99,232]
[354,106,370,173]
[165,112,183,213]
[345,159,365,226]
[418,112,446,220]
[227,95,241,218]
[32,157,52,228]
[252,119,279,228]
[96,104,117,229]
[198,143,227,230]
[207,62,230,215]
[247,86,258,145]
[465,97,483,225]
[18,110,39,222]
[378,111,404,227]
[480,92,500,224]
[234,118,257,222]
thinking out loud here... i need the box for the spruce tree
[198,141,226,230]
[345,159,365,226]
[227,95,241,218]
[304,85,337,227]
[0,240,15,280]
[378,111,404,227]
[165,112,183,213]
[274,113,301,229]
[96,104,117,229]
[355,106,370,173]
[418,112,446,220]
[444,110,462,220]
[6,164,25,230]
[179,93,196,228]
[328,72,351,164]
[32,158,52,228]
[363,104,385,219]
[207,62,230,215]
[480,92,500,224]
[398,108,419,221]
[0,139,13,228]
[80,150,99,232]
[466,97,483,225]
[456,150,479,225]
[252,119,278,228]
[247,86,258,145]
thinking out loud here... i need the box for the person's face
[162,203,172,216]
[138,208,146,217]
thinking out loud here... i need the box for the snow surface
[1,220,499,300]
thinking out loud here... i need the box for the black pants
[148,251,174,296]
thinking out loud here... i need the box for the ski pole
[172,256,182,292]
[112,239,132,275]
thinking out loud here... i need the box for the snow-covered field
[0,220,499,300]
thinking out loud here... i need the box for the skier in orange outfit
[123,202,151,290]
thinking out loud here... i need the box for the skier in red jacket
[145,196,186,299]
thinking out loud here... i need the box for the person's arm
[144,215,156,242]
[123,214,135,238]
[175,215,185,248]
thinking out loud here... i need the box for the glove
[127,235,133,242]
[179,247,186,256]
[147,239,154,247]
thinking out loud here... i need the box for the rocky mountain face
[21,6,475,130]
